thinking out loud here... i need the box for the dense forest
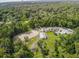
[0,2,79,58]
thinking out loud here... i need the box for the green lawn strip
[46,32,61,56]
[27,37,37,48]
[46,32,58,49]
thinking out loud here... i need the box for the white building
[39,32,47,39]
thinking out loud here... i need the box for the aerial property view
[0,0,79,58]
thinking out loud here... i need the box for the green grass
[46,31,60,50]
[45,31,61,57]
[27,37,37,48]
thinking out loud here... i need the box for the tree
[38,40,49,58]
[14,39,34,58]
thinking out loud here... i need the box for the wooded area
[0,2,79,58]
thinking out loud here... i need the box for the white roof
[39,32,46,39]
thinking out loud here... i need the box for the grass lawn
[46,31,61,50]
